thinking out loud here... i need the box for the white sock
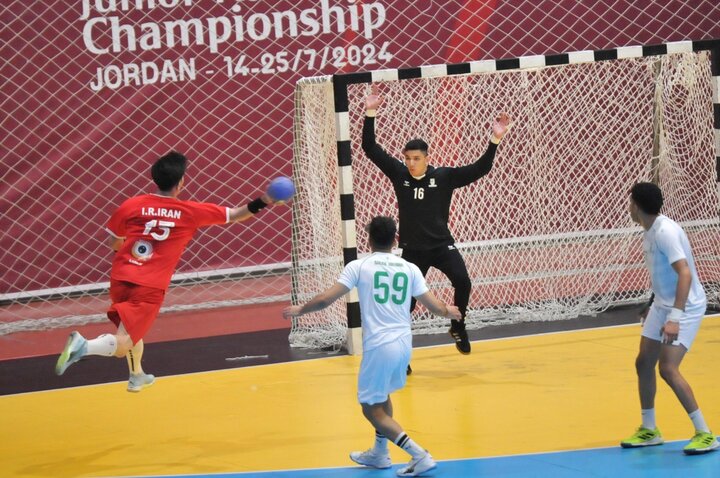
[372,430,388,453]
[126,340,145,375]
[689,409,710,433]
[641,408,656,430]
[394,432,425,459]
[86,334,117,357]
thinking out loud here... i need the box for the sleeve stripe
[105,227,124,239]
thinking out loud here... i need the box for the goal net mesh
[290,51,720,348]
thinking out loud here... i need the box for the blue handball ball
[267,176,295,202]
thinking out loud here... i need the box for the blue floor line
[135,438,720,478]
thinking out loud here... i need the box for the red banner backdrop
[2,1,719,297]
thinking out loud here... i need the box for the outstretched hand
[492,113,512,141]
[282,305,303,319]
[260,193,276,206]
[365,84,384,111]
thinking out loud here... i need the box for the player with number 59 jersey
[283,217,461,475]
[336,252,427,353]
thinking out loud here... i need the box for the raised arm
[449,113,512,188]
[228,175,297,222]
[362,85,406,180]
[228,192,275,223]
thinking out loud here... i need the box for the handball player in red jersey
[55,151,284,392]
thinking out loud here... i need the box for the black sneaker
[406,364,412,375]
[449,320,471,355]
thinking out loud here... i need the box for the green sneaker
[620,427,664,448]
[55,331,88,376]
[683,431,719,455]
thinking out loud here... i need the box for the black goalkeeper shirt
[362,115,497,251]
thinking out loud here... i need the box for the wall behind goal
[2,1,719,328]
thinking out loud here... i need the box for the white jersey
[643,215,706,310]
[337,252,429,352]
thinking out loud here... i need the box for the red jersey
[107,194,228,290]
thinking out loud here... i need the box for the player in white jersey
[284,216,461,477]
[620,182,718,454]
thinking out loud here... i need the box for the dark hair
[630,182,663,215]
[365,216,397,249]
[151,151,187,191]
[402,139,428,155]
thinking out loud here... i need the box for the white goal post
[290,39,720,353]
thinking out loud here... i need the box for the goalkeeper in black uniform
[362,85,512,359]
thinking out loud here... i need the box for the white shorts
[642,304,705,351]
[357,334,411,405]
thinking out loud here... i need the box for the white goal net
[290,48,720,349]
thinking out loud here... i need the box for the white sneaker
[127,373,155,392]
[349,449,392,469]
[55,331,88,375]
[396,452,436,477]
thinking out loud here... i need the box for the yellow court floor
[1,317,719,478]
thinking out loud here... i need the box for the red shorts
[107,279,165,344]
